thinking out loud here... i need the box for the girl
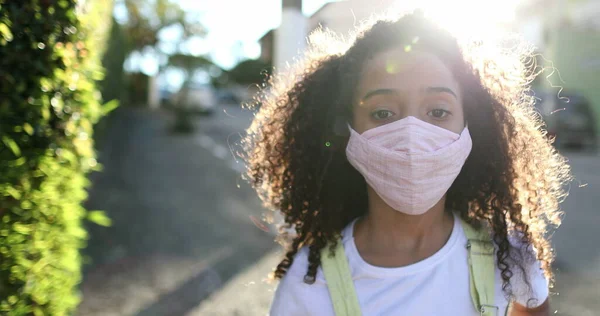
[245,12,570,316]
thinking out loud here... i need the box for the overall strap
[320,240,362,316]
[460,219,498,316]
[321,221,496,316]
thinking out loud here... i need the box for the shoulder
[464,221,550,308]
[501,233,550,308]
[279,246,328,283]
[269,247,331,315]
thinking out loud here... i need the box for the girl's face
[352,48,465,134]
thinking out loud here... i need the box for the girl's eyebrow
[361,86,457,102]
[425,86,458,99]
[361,88,397,102]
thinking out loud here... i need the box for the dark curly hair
[243,12,571,299]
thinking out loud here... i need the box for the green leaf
[86,210,112,227]
[101,99,119,115]
[2,136,21,156]
[33,307,44,316]
[9,157,26,167]
[91,70,105,81]
[13,223,32,234]
[42,106,50,120]
[4,187,22,200]
[0,23,13,42]
[23,123,34,136]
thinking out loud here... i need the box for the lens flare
[390,0,522,39]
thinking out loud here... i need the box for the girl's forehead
[358,49,460,93]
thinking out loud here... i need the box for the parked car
[171,84,216,115]
[534,91,597,150]
[216,89,241,105]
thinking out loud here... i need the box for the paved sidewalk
[78,107,275,315]
[187,250,281,316]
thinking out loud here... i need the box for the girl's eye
[428,109,451,119]
[371,109,395,121]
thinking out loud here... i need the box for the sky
[180,0,523,70]
[119,0,524,88]
[177,0,337,69]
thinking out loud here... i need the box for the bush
[228,59,272,86]
[99,16,127,104]
[0,0,112,314]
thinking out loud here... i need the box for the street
[78,102,600,315]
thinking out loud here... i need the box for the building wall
[517,0,600,136]
[259,31,273,64]
[546,27,600,135]
[274,8,307,71]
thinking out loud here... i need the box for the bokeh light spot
[385,61,398,74]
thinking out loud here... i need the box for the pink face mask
[346,116,472,215]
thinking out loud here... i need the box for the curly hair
[243,12,571,299]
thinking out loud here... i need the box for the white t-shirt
[270,213,549,315]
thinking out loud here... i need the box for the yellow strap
[320,241,362,316]
[321,220,497,316]
[460,219,498,316]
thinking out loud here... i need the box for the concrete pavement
[78,106,275,315]
[550,151,600,315]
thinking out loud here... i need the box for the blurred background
[0,0,599,315]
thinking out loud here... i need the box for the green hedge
[0,0,112,314]
[99,15,127,105]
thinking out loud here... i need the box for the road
[78,103,600,315]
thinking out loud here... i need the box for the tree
[168,53,217,105]
[100,16,128,103]
[119,0,207,74]
[229,59,272,86]
[108,0,208,105]
[121,0,204,54]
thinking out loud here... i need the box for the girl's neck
[353,187,454,267]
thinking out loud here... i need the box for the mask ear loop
[333,116,351,137]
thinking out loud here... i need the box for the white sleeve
[269,273,312,316]
[270,247,333,315]
[509,243,550,308]
[269,247,323,316]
